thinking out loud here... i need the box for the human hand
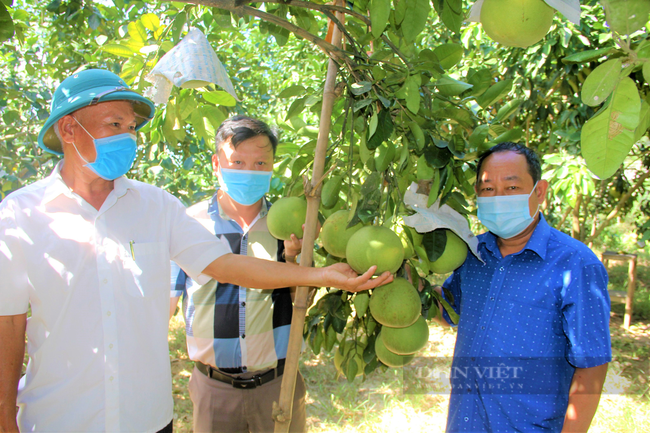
[321,262,393,292]
[283,233,302,260]
[283,222,321,260]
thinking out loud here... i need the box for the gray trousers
[189,365,307,433]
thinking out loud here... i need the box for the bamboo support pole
[272,6,344,432]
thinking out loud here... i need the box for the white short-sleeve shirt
[0,162,230,433]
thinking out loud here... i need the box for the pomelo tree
[2,0,650,424]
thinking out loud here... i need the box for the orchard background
[2,0,650,431]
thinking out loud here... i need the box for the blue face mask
[218,168,272,206]
[477,182,539,239]
[72,117,137,181]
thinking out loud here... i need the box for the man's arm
[170,297,180,320]
[0,314,27,433]
[561,363,608,433]
[203,254,393,292]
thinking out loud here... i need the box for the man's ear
[58,115,76,145]
[536,179,549,204]
[211,153,220,175]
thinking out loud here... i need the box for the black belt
[195,360,285,389]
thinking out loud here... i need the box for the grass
[168,263,650,433]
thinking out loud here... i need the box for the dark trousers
[157,419,173,433]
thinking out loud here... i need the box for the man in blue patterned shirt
[171,116,307,432]
[435,142,611,432]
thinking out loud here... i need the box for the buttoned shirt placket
[93,189,128,432]
[216,202,264,374]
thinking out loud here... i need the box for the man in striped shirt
[171,116,306,432]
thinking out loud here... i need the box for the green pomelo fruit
[429,230,468,274]
[321,175,343,209]
[320,210,364,258]
[375,332,415,368]
[381,315,430,355]
[334,340,366,377]
[346,226,405,275]
[369,277,421,328]
[267,197,307,240]
[480,0,555,48]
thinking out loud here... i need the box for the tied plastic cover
[402,182,484,263]
[145,28,239,104]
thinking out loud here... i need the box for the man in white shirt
[0,69,391,433]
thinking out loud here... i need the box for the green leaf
[0,2,14,42]
[370,0,390,38]
[491,127,523,144]
[634,98,650,141]
[128,21,148,43]
[467,68,492,97]
[561,48,613,64]
[469,124,490,148]
[403,76,420,114]
[172,11,186,43]
[367,109,394,150]
[278,85,305,99]
[581,59,621,107]
[394,0,407,25]
[427,169,441,207]
[141,13,160,31]
[202,90,237,106]
[581,77,641,179]
[493,98,523,123]
[435,75,473,97]
[476,79,513,108]
[201,105,227,130]
[401,0,431,43]
[286,97,306,121]
[409,121,425,150]
[601,0,650,36]
[350,81,372,96]
[433,43,463,70]
[643,62,650,85]
[422,229,447,262]
[88,13,101,30]
[432,0,464,34]
[100,43,135,58]
[45,0,60,12]
[416,155,434,180]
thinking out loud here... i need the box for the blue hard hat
[38,69,155,155]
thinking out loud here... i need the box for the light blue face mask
[477,182,539,239]
[72,117,137,181]
[218,168,272,206]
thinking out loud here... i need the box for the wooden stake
[272,4,345,432]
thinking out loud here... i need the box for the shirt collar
[42,160,137,204]
[209,188,269,221]
[480,213,550,260]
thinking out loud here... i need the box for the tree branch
[585,170,650,244]
[177,0,354,63]
[262,0,371,25]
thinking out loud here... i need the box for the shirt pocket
[122,241,167,297]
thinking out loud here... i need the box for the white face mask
[476,182,539,239]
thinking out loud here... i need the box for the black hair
[214,115,278,154]
[476,142,542,184]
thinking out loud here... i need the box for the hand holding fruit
[322,262,393,293]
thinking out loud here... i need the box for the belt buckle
[232,377,259,389]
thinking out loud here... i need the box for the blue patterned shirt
[171,193,293,374]
[442,214,611,432]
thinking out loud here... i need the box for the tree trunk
[272,5,345,432]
